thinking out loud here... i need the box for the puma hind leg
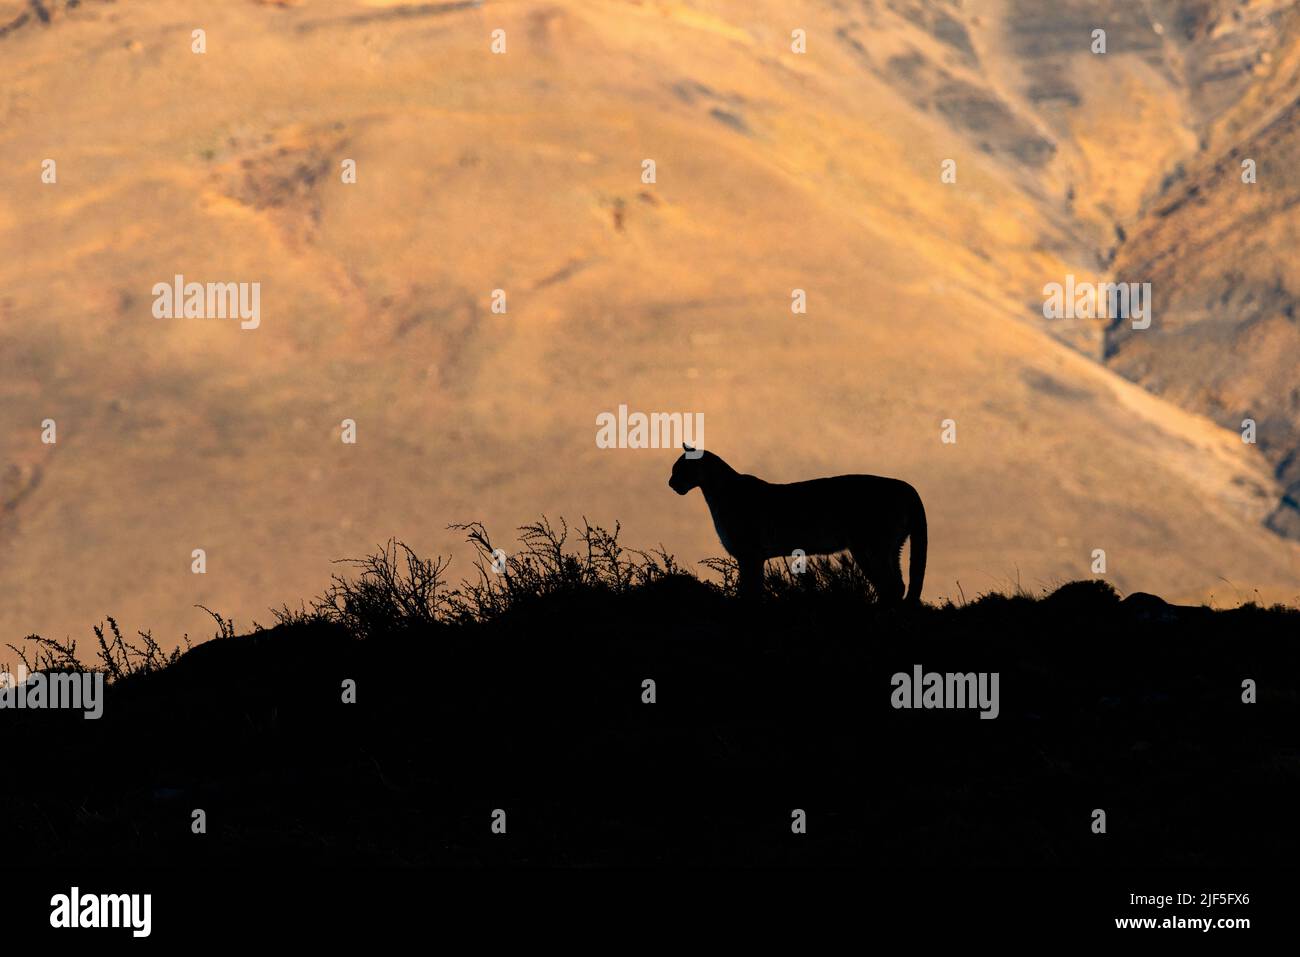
[851,542,904,606]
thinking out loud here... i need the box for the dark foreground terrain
[4,521,1299,871]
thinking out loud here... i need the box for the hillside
[1105,2,1300,537]
[2,0,1299,652]
[4,531,1298,869]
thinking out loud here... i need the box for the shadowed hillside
[4,522,1297,868]
[1098,2,1300,538]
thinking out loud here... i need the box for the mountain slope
[1,0,1297,649]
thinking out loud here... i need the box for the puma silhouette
[668,446,927,605]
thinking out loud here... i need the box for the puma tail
[906,490,927,605]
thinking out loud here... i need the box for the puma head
[668,444,705,495]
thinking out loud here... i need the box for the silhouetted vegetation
[3,519,1298,867]
[5,616,190,684]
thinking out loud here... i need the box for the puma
[668,446,927,605]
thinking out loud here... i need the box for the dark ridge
[3,522,1296,867]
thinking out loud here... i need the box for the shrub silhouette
[271,517,916,640]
